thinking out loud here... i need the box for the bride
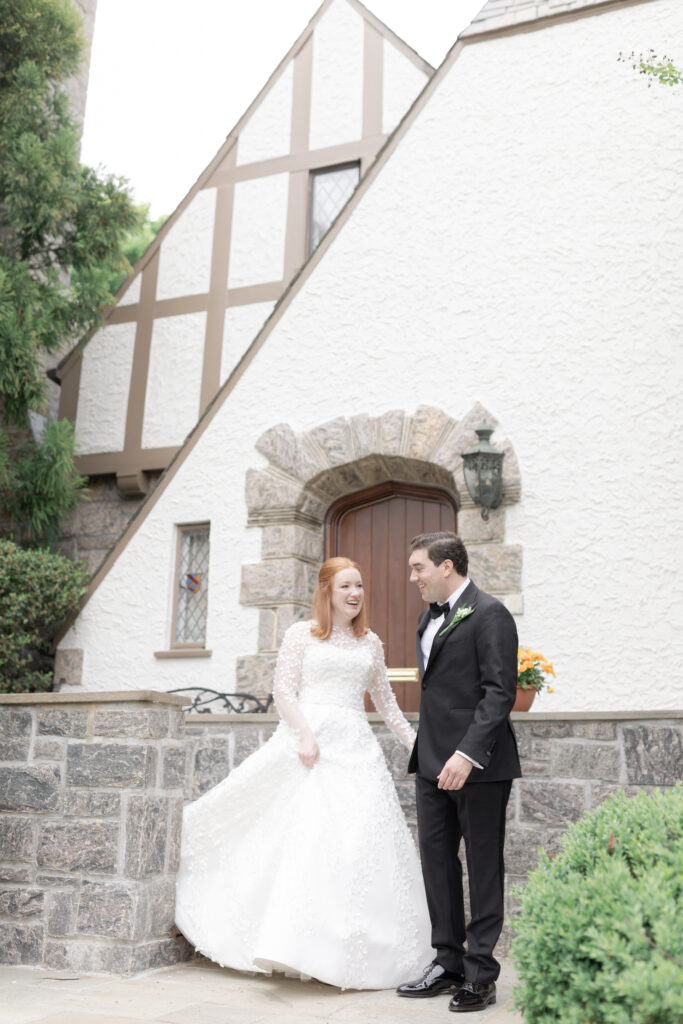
[175,556,433,990]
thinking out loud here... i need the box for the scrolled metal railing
[168,688,274,714]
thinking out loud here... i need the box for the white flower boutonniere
[438,605,475,638]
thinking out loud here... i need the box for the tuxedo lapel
[425,581,478,675]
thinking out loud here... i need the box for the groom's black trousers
[415,775,512,984]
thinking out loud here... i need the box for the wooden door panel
[331,484,456,712]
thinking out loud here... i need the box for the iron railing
[168,688,274,714]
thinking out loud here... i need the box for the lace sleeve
[272,621,314,739]
[367,632,417,750]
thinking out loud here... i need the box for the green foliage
[619,50,683,88]
[90,203,168,298]
[0,0,138,543]
[511,786,683,1024]
[0,537,87,692]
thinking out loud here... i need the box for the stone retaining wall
[0,692,191,974]
[2,695,681,974]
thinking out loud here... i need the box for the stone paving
[2,956,523,1024]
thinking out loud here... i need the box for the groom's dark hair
[410,532,468,576]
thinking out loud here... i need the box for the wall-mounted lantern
[462,424,504,520]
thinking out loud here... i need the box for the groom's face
[408,548,452,604]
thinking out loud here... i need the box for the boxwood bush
[512,785,683,1024]
[0,538,87,692]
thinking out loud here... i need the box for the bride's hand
[298,734,320,769]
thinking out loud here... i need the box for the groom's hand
[437,752,473,790]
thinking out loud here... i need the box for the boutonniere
[438,605,475,637]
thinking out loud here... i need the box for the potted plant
[513,647,555,711]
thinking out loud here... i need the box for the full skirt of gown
[175,700,434,989]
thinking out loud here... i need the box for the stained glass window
[308,162,360,254]
[174,525,210,645]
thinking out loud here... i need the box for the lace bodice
[273,621,416,749]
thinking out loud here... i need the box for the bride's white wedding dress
[175,621,433,990]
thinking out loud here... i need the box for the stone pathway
[3,957,523,1024]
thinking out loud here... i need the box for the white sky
[81,0,485,218]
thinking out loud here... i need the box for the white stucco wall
[75,322,136,455]
[309,0,364,150]
[61,0,683,711]
[221,301,276,384]
[118,273,141,307]
[237,63,293,166]
[156,188,216,301]
[228,173,289,287]
[141,312,207,449]
[382,38,429,135]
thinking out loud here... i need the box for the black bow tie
[429,601,451,619]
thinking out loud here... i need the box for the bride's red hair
[310,557,369,640]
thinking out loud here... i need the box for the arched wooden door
[326,482,457,711]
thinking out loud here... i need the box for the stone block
[349,413,378,459]
[457,506,505,544]
[623,726,683,786]
[589,783,648,810]
[504,827,545,877]
[92,709,169,739]
[166,797,184,873]
[378,410,406,455]
[0,816,34,861]
[66,742,157,788]
[44,937,132,974]
[76,880,139,939]
[124,796,169,878]
[0,888,44,917]
[192,740,231,798]
[240,558,317,606]
[0,709,32,737]
[308,417,354,468]
[570,721,617,740]
[37,821,118,873]
[37,709,88,737]
[234,727,274,768]
[0,710,32,760]
[261,524,323,561]
[162,746,187,790]
[275,604,309,646]
[139,877,176,935]
[53,648,84,687]
[530,722,572,738]
[33,737,66,760]
[257,609,276,650]
[245,468,303,517]
[550,741,621,782]
[36,873,81,887]
[0,865,33,883]
[406,405,452,461]
[512,724,532,758]
[235,654,277,697]
[467,544,522,594]
[0,765,61,812]
[63,790,121,817]
[0,923,43,965]
[46,889,77,937]
[255,423,322,481]
[518,781,586,828]
[130,935,193,973]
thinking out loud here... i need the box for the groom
[397,532,521,1013]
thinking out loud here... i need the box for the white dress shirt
[420,577,483,771]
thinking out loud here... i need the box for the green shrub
[0,538,87,692]
[511,786,683,1024]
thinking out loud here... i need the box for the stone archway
[237,403,522,694]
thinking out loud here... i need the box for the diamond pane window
[173,525,210,646]
[308,162,360,254]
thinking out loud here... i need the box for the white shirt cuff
[456,749,483,770]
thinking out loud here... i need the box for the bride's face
[330,568,364,626]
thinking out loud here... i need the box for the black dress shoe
[396,961,464,998]
[449,980,497,1012]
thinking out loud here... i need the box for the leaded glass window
[308,162,360,254]
[173,525,210,646]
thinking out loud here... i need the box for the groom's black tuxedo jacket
[408,580,522,784]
